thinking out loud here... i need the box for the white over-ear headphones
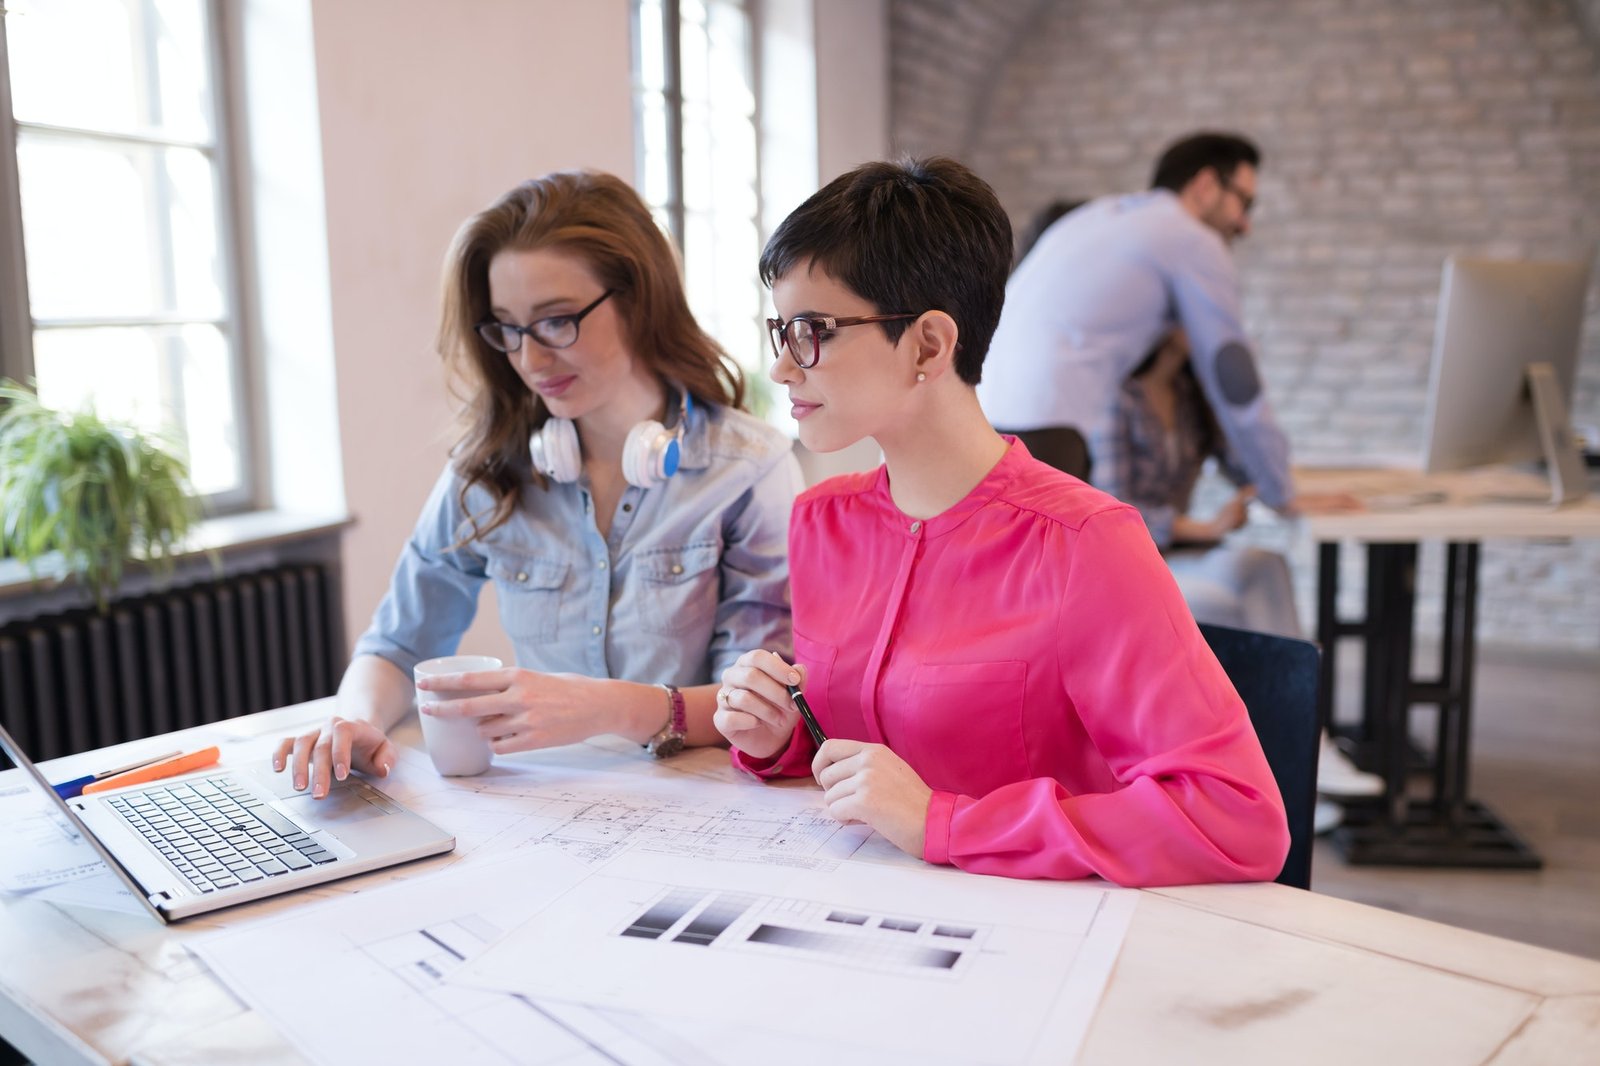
[529,388,693,488]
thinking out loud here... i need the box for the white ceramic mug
[413,655,502,776]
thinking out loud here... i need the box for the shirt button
[597,559,607,570]
[909,521,921,533]
[670,564,684,575]
[592,625,602,635]
[622,503,633,513]
[515,571,528,582]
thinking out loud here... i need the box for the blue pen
[52,749,182,799]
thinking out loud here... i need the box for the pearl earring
[916,372,927,382]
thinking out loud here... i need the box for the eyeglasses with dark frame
[1216,174,1256,215]
[766,312,922,370]
[476,289,616,353]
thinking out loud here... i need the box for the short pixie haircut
[757,157,1012,385]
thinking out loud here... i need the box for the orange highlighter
[81,746,221,794]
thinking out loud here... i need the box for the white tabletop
[3,700,1598,1065]
[1294,464,1600,542]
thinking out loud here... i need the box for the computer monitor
[1420,255,1592,504]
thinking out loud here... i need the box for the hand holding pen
[786,684,827,747]
[713,649,826,761]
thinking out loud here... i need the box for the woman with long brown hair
[275,171,797,794]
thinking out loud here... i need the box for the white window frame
[0,0,256,513]
[633,0,775,418]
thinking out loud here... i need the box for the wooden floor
[1310,640,1600,960]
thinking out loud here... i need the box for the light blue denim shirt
[352,403,800,687]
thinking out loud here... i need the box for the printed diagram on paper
[377,746,873,872]
[191,851,682,1066]
[194,846,1137,1066]
[451,850,1139,1066]
[614,885,989,976]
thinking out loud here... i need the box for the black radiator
[0,564,339,764]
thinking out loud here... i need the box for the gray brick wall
[890,0,1600,652]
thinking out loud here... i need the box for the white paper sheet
[0,784,108,891]
[452,849,1137,1065]
[194,843,1134,1066]
[373,745,873,874]
[191,848,710,1065]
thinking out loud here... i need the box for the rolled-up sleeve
[351,466,487,677]
[1167,233,1292,509]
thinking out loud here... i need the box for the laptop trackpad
[277,787,389,827]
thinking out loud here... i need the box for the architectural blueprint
[374,743,874,871]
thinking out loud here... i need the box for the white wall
[237,0,342,519]
[815,0,890,182]
[309,0,635,662]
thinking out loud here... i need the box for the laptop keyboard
[107,776,338,893]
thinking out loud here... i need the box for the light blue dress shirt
[352,403,800,687]
[977,189,1292,509]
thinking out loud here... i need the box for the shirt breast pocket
[638,542,721,637]
[902,660,1029,796]
[792,629,839,735]
[486,553,569,642]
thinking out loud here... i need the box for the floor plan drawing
[376,746,873,871]
[191,850,680,1066]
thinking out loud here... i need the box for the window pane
[683,212,715,320]
[17,132,224,321]
[33,324,241,496]
[636,0,665,92]
[681,105,712,212]
[7,0,213,142]
[638,92,671,209]
[680,16,709,105]
[707,2,753,116]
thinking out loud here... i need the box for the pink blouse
[732,439,1288,885]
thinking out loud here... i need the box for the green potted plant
[0,379,202,610]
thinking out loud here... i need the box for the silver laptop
[0,719,454,923]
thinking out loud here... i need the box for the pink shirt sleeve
[923,508,1289,886]
[729,723,815,779]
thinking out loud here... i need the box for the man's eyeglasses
[476,289,616,353]
[1217,175,1255,215]
[766,312,921,369]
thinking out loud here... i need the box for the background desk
[3,699,1599,1064]
[1297,466,1600,868]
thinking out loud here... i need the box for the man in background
[980,131,1288,505]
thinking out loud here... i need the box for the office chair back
[1000,426,1092,481]
[1198,622,1320,890]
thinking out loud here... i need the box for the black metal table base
[1332,799,1543,869]
[1317,539,1545,869]
[1330,730,1433,776]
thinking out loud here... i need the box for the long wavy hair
[437,171,746,541]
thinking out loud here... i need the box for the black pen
[787,684,827,747]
